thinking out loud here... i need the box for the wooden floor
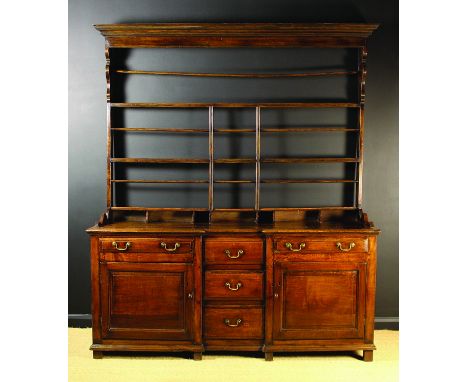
[69,329,398,382]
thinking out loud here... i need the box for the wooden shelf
[111,127,357,133]
[111,102,360,109]
[109,206,356,212]
[110,158,210,164]
[262,179,357,183]
[262,127,358,132]
[214,129,255,133]
[115,69,357,78]
[111,179,208,184]
[260,207,356,211]
[262,157,359,163]
[111,207,208,211]
[112,128,208,133]
[214,158,256,164]
[214,180,254,184]
[111,179,355,184]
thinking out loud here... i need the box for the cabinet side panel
[194,236,203,345]
[365,235,377,343]
[90,235,101,343]
[264,236,274,347]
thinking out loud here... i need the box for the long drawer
[204,271,263,300]
[99,237,194,262]
[273,236,368,254]
[204,307,263,339]
[100,237,193,253]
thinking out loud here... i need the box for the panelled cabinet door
[100,262,194,340]
[273,261,366,340]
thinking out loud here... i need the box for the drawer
[99,237,194,262]
[204,307,263,339]
[100,237,193,253]
[205,238,263,264]
[274,236,368,254]
[204,271,263,300]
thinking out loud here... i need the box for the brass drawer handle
[224,249,244,259]
[224,318,242,327]
[336,242,356,252]
[160,242,180,252]
[112,241,131,251]
[285,242,306,252]
[225,282,242,291]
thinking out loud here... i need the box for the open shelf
[115,69,358,78]
[111,102,360,109]
[99,28,370,223]
[111,158,210,164]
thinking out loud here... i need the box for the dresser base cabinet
[87,226,378,361]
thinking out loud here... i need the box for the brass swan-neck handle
[224,318,242,327]
[112,241,131,251]
[160,242,180,252]
[225,282,242,291]
[224,249,244,259]
[285,242,306,252]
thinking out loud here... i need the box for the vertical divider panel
[255,107,261,212]
[208,106,214,212]
[105,43,113,208]
[356,45,368,208]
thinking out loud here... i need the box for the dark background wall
[69,0,398,322]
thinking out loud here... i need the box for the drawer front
[204,307,263,339]
[99,252,193,263]
[100,238,193,254]
[274,236,368,254]
[204,271,263,300]
[205,238,263,264]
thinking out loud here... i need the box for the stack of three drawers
[203,237,264,351]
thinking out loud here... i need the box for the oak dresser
[87,23,380,361]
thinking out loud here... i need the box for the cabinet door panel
[273,261,366,340]
[100,262,194,340]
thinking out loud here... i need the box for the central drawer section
[203,237,264,343]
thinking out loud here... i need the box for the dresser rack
[88,23,380,361]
